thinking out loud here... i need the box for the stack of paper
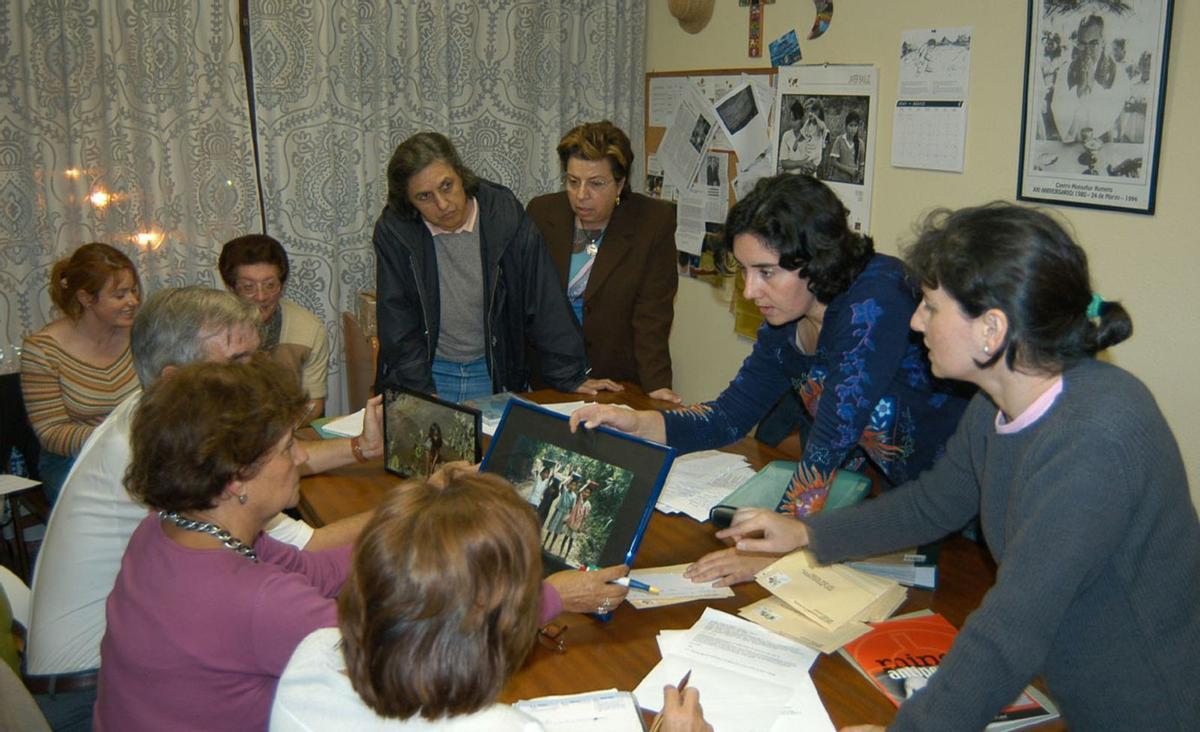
[624,564,734,609]
[738,597,874,654]
[633,608,834,732]
[656,450,756,521]
[742,551,907,652]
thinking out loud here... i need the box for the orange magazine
[839,612,1058,730]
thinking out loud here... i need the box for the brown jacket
[526,191,678,392]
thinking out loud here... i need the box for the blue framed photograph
[481,400,675,574]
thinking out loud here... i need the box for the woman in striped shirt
[21,243,141,503]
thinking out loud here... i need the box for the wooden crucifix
[738,0,776,58]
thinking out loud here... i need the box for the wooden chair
[1,482,49,585]
[342,311,379,413]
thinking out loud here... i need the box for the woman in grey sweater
[675,202,1199,731]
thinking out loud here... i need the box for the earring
[982,345,991,355]
[615,193,621,206]
[238,492,248,505]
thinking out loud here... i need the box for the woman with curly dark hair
[706,202,1199,730]
[572,174,969,584]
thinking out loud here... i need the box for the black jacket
[372,180,588,395]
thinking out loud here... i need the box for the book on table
[838,611,1059,731]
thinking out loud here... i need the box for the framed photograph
[383,387,481,479]
[481,401,675,574]
[1018,0,1174,214]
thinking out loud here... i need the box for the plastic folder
[708,461,870,525]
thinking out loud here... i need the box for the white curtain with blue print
[0,0,645,413]
[0,0,260,332]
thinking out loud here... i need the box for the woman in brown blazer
[527,121,681,402]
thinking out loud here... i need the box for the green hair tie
[1086,292,1103,319]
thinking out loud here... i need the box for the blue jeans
[431,357,491,403]
[37,450,75,506]
[35,686,96,731]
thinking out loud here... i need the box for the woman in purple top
[94,357,352,732]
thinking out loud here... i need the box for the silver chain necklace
[159,511,258,562]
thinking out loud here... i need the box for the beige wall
[649,1,1200,505]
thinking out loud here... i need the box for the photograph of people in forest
[383,388,479,478]
[499,435,634,569]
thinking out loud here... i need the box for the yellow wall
[649,1,1200,505]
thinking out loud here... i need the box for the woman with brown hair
[527,120,681,402]
[271,472,549,730]
[21,242,141,502]
[94,358,351,731]
[694,203,1199,730]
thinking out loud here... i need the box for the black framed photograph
[383,387,481,479]
[481,401,675,574]
[1018,0,1174,214]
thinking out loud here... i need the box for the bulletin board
[644,67,777,338]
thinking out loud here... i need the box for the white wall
[649,1,1200,506]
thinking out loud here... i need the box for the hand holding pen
[652,670,711,732]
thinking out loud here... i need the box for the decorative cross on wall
[738,0,776,58]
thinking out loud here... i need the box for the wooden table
[298,388,1047,728]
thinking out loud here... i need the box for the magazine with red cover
[838,612,1059,731]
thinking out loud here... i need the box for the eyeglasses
[563,176,614,194]
[235,279,282,296]
[537,623,568,653]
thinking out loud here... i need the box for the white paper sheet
[319,408,364,437]
[672,192,707,256]
[659,82,718,194]
[656,450,754,521]
[515,689,643,731]
[628,564,735,601]
[892,27,973,172]
[677,608,819,683]
[713,82,772,168]
[634,611,827,732]
[650,77,688,127]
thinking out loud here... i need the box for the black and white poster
[1018,0,1174,214]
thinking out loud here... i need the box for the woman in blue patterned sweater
[571,174,969,584]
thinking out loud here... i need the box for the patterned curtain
[1,0,646,414]
[249,0,646,413]
[0,0,258,343]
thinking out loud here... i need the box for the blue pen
[609,576,660,594]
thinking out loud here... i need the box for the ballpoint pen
[648,669,692,732]
[609,576,661,594]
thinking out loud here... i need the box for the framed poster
[1018,0,1174,214]
[481,400,675,574]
